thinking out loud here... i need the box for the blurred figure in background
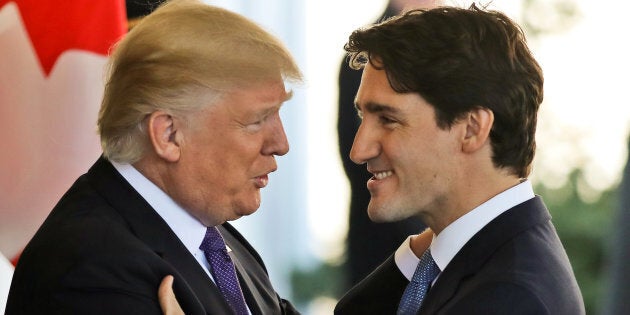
[125,0,164,30]
[337,0,443,288]
[602,137,630,315]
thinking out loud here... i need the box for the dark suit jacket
[334,197,585,314]
[6,157,298,315]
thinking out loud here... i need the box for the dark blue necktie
[199,226,249,315]
[397,249,440,315]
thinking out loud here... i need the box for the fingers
[159,275,185,315]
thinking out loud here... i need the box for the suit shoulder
[8,202,166,314]
[335,256,406,315]
[443,280,584,315]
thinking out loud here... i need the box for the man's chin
[367,203,401,223]
[367,202,392,223]
[236,202,261,218]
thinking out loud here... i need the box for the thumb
[159,275,185,315]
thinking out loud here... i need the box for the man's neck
[427,173,523,234]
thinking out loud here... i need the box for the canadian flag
[0,0,126,266]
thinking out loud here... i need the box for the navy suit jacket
[334,197,585,314]
[7,157,297,315]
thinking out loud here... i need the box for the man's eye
[250,114,269,126]
[244,119,264,132]
[379,116,396,124]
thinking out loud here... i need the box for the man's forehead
[231,79,290,100]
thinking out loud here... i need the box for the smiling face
[350,63,465,225]
[164,79,291,226]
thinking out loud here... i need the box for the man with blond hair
[6,1,301,314]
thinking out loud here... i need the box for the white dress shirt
[111,161,216,280]
[113,162,253,314]
[1,253,13,314]
[394,180,535,281]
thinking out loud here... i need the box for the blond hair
[98,0,302,163]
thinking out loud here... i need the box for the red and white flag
[0,0,126,264]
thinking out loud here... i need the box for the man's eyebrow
[354,101,401,115]
[263,90,293,115]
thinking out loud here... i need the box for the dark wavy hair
[344,4,543,178]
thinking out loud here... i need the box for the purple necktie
[199,226,249,315]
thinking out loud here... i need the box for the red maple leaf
[0,0,126,76]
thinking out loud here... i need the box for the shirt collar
[111,161,207,254]
[430,179,535,271]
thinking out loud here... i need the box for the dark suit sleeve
[334,256,408,315]
[280,298,300,315]
[53,289,161,314]
[50,223,171,314]
[6,214,183,315]
[441,281,550,315]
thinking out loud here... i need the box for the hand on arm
[159,275,184,315]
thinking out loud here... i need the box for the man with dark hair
[334,4,584,314]
[336,0,440,289]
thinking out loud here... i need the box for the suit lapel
[218,224,263,315]
[231,250,264,315]
[85,157,232,314]
[419,197,551,314]
[218,223,280,315]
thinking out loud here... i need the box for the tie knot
[199,226,227,252]
[412,250,440,284]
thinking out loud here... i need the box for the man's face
[351,62,463,224]
[169,80,290,226]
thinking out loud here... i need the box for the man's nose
[349,121,379,165]
[263,114,289,156]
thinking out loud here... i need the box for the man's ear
[146,111,181,162]
[462,107,494,153]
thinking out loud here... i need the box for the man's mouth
[373,170,393,180]
[255,174,269,188]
